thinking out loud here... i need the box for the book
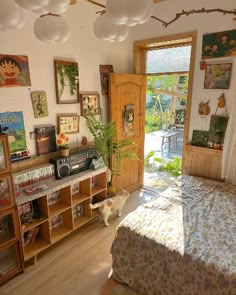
[23,182,48,195]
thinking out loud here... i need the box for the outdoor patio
[143,127,184,193]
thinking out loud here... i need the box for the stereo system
[50,148,98,179]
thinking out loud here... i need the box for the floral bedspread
[110,175,236,295]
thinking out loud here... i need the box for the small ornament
[218,93,226,108]
[82,136,87,145]
[200,60,207,70]
[198,100,210,116]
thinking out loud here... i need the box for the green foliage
[144,151,182,177]
[57,64,78,97]
[86,115,139,183]
[159,157,182,176]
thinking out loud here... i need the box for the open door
[109,73,146,192]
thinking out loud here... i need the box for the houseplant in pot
[56,132,70,157]
[86,114,139,195]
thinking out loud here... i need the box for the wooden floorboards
[0,189,153,295]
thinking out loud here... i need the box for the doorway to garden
[142,40,193,192]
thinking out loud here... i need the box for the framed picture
[202,29,236,59]
[57,113,80,134]
[99,65,114,95]
[80,93,100,117]
[0,54,31,87]
[54,60,79,104]
[31,91,48,118]
[204,63,232,89]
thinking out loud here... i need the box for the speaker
[51,157,70,179]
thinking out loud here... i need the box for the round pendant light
[34,14,70,43]
[106,0,154,26]
[0,0,25,31]
[15,0,70,15]
[94,14,129,42]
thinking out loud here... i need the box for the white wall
[130,0,236,142]
[1,0,236,157]
[0,1,133,156]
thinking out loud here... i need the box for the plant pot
[59,148,69,157]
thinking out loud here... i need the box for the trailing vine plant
[57,64,78,98]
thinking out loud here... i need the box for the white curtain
[222,94,236,184]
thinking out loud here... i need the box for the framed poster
[0,111,29,161]
[0,54,31,87]
[208,115,228,144]
[99,65,114,95]
[54,60,79,104]
[202,29,236,59]
[57,113,80,134]
[204,63,232,89]
[31,91,48,118]
[80,93,100,117]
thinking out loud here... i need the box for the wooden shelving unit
[15,167,107,263]
[0,134,24,286]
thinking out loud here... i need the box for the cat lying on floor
[89,190,130,226]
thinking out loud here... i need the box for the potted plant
[86,114,139,194]
[56,133,70,157]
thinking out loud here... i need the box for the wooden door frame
[133,31,197,173]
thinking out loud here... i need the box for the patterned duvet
[110,175,236,295]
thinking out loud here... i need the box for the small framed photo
[54,60,79,104]
[31,91,48,118]
[80,93,100,117]
[57,113,80,134]
[204,63,232,89]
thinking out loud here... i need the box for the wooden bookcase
[15,167,107,263]
[0,134,24,286]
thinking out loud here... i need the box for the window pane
[146,46,191,74]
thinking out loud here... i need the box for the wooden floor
[0,189,155,295]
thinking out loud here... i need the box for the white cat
[89,190,130,226]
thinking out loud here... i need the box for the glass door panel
[0,175,14,211]
[0,212,15,246]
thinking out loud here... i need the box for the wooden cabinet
[16,167,107,263]
[0,134,23,286]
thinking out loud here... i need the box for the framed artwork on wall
[31,91,48,118]
[80,93,100,117]
[204,63,232,89]
[54,60,79,104]
[201,29,236,59]
[0,54,31,87]
[57,113,80,134]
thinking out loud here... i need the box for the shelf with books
[48,187,71,218]
[50,209,73,243]
[23,221,50,261]
[15,167,107,263]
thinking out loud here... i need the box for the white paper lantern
[34,14,70,43]
[106,0,154,26]
[15,0,48,12]
[94,14,129,42]
[0,0,25,31]
[15,0,70,15]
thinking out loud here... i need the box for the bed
[110,175,236,295]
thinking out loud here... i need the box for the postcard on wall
[0,54,31,87]
[201,29,236,59]
[204,63,232,89]
[0,111,28,154]
[31,91,49,118]
[99,65,114,95]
